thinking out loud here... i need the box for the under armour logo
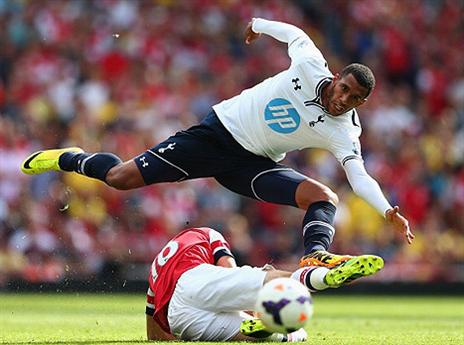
[292,78,301,91]
[309,115,325,127]
[158,143,176,153]
[139,156,148,168]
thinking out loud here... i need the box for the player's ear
[360,88,370,104]
[333,73,340,81]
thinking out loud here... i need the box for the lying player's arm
[146,315,176,341]
[216,255,237,268]
[209,228,237,267]
[343,159,414,244]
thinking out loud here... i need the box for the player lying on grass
[21,18,413,270]
[145,227,384,341]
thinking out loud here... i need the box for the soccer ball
[255,278,313,334]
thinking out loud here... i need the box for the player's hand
[245,20,260,45]
[385,206,414,244]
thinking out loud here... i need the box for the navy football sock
[59,152,122,182]
[302,201,336,254]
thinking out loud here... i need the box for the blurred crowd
[1,0,463,286]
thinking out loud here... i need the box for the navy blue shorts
[134,110,308,207]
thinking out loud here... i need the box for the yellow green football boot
[240,318,273,338]
[324,255,384,287]
[21,147,83,175]
[240,318,308,341]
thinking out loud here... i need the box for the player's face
[326,73,368,116]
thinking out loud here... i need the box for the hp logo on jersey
[264,98,300,134]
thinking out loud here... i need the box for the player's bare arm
[216,255,237,268]
[146,315,176,341]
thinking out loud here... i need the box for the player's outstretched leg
[20,147,134,188]
[240,319,307,342]
[293,254,384,290]
[297,183,354,268]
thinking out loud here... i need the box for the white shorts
[167,264,266,341]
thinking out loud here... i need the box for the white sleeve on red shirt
[207,228,234,262]
[343,159,392,216]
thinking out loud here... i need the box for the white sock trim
[302,220,335,237]
[79,153,97,174]
[291,267,330,291]
[310,267,330,290]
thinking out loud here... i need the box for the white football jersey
[213,23,362,165]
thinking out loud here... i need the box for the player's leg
[239,261,384,341]
[260,174,349,266]
[168,305,306,342]
[294,178,385,268]
[291,256,384,291]
[176,264,268,312]
[169,264,309,341]
[179,263,365,310]
[21,147,169,190]
[167,265,261,341]
[294,178,357,267]
[59,151,150,189]
[264,174,378,267]
[216,165,351,267]
[173,264,340,317]
[61,142,196,189]
[194,263,381,341]
[21,111,239,189]
[170,263,383,341]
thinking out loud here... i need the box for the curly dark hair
[340,63,376,97]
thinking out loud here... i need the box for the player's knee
[306,187,338,208]
[105,164,133,190]
[296,183,338,209]
[105,160,146,190]
[324,188,339,206]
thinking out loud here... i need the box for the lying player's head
[325,63,375,116]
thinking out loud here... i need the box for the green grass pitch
[1,294,463,345]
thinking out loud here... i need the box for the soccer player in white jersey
[145,226,383,341]
[21,18,414,268]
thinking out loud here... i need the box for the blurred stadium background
[0,0,463,293]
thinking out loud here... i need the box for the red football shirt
[147,227,233,333]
